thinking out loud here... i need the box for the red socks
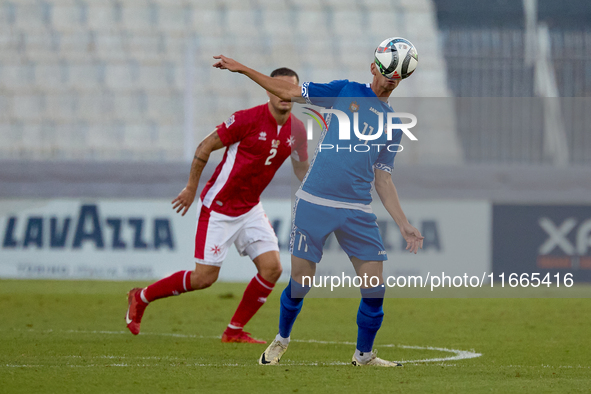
[143,270,193,303]
[141,271,274,334]
[226,274,275,332]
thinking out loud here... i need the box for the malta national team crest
[211,245,221,256]
[271,139,280,148]
[349,101,359,112]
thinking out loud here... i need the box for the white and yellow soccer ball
[374,37,418,80]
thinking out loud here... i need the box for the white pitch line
[4,362,351,368]
[2,328,482,366]
[289,338,482,364]
[382,344,482,363]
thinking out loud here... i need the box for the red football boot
[221,328,266,344]
[125,288,148,335]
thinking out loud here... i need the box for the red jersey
[200,103,308,216]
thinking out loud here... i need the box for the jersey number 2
[265,148,277,165]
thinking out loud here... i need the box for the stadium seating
[0,0,454,162]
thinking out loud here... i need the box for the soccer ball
[374,37,418,80]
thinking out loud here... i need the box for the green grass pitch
[1,279,590,393]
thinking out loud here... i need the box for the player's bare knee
[259,261,282,283]
[190,270,218,290]
[269,262,283,282]
[192,276,217,290]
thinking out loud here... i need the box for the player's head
[370,62,400,94]
[270,67,299,82]
[267,67,299,114]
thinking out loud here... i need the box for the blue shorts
[289,198,388,263]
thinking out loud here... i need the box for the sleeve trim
[373,163,393,174]
[291,151,302,161]
[301,82,313,105]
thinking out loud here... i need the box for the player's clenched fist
[172,187,196,216]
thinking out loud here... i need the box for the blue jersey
[298,80,402,210]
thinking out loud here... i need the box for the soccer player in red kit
[125,68,309,343]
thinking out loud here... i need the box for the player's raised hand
[212,55,244,73]
[400,223,424,254]
[171,187,197,216]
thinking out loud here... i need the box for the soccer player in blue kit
[213,42,424,367]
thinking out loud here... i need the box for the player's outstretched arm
[213,55,304,103]
[172,130,224,216]
[374,169,424,254]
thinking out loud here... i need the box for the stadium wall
[1,161,590,283]
[0,197,491,283]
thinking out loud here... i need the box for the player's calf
[189,264,220,290]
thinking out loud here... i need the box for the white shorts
[193,200,279,267]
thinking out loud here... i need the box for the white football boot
[351,350,402,367]
[258,339,289,365]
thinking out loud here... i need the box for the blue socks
[278,278,385,353]
[278,278,311,339]
[356,284,385,353]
